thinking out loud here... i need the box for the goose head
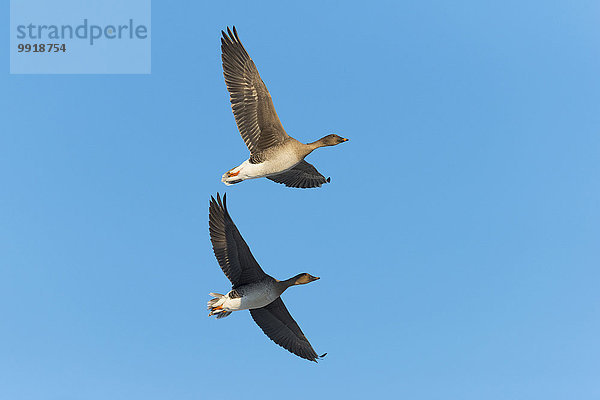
[317,134,348,147]
[293,273,320,285]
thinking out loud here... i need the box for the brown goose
[207,193,326,362]
[220,26,348,188]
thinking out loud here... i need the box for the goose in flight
[207,193,326,362]
[220,26,348,189]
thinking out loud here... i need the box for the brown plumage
[220,26,348,188]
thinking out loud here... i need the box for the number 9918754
[17,43,66,52]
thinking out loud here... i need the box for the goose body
[209,280,281,313]
[220,27,347,188]
[222,140,304,184]
[207,193,325,362]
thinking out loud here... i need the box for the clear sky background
[1,1,599,399]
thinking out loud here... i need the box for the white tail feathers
[207,293,224,308]
[221,164,247,186]
[221,171,243,186]
[207,292,231,318]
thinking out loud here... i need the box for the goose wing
[250,297,321,362]
[221,26,289,154]
[267,160,330,188]
[209,193,268,287]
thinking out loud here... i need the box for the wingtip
[221,28,235,47]
[210,193,226,210]
[221,25,244,49]
[210,192,229,216]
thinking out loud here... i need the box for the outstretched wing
[221,26,289,154]
[250,297,321,362]
[267,160,330,189]
[209,193,268,288]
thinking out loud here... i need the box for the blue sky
[1,1,599,399]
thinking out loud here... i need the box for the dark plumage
[267,160,331,188]
[208,193,325,362]
[208,193,267,287]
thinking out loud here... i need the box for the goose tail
[221,171,243,186]
[207,293,232,318]
[221,163,246,185]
